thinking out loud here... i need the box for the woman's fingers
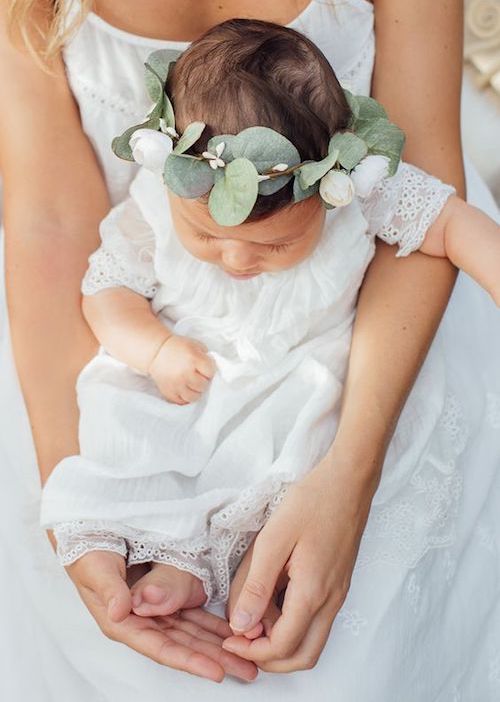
[179,607,234,639]
[257,600,337,673]
[121,617,226,682]
[229,530,293,635]
[67,551,131,623]
[166,627,258,682]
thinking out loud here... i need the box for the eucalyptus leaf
[162,95,176,130]
[355,118,405,176]
[231,127,300,175]
[298,148,339,189]
[258,173,292,196]
[163,153,215,198]
[344,89,360,123]
[208,158,259,226]
[173,121,206,155]
[148,49,180,79]
[293,175,319,202]
[144,63,165,103]
[328,132,367,171]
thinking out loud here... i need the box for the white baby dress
[40,162,455,604]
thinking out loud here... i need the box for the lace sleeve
[81,193,159,299]
[360,162,456,257]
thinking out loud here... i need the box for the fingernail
[230,610,252,630]
[108,597,117,613]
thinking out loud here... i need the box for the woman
[1,0,499,699]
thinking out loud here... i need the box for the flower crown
[112,50,405,226]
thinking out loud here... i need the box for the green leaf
[231,127,301,175]
[163,154,215,198]
[173,121,206,155]
[144,50,180,128]
[162,95,176,130]
[258,173,292,196]
[344,89,360,124]
[354,118,405,176]
[144,63,165,103]
[293,174,319,202]
[208,158,259,226]
[344,89,388,126]
[298,148,339,189]
[354,95,387,122]
[112,119,157,161]
[328,132,368,171]
[144,49,180,98]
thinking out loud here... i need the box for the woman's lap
[0,158,499,700]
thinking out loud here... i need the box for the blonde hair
[7,0,92,65]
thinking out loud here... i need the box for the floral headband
[112,50,405,226]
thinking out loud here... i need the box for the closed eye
[267,242,290,253]
[195,232,215,243]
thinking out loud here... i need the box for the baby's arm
[363,162,499,307]
[82,181,215,405]
[419,196,500,306]
[82,287,215,404]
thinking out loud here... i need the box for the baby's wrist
[145,331,175,376]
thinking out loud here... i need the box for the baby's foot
[130,562,207,617]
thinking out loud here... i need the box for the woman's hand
[66,551,258,683]
[222,452,381,672]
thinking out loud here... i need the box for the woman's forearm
[327,0,465,480]
[1,2,112,486]
[328,244,457,482]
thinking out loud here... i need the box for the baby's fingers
[195,353,216,380]
[187,372,211,393]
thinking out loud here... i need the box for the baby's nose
[222,244,259,272]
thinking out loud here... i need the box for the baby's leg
[131,563,207,617]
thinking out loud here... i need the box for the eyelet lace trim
[53,481,290,604]
[371,163,456,257]
[81,246,158,298]
[54,393,468,600]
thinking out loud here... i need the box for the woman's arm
[0,0,109,486]
[225,0,467,670]
[335,0,465,471]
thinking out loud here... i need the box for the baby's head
[118,19,403,279]
[165,18,351,278]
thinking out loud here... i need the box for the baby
[40,19,499,631]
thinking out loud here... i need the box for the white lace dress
[39,162,456,605]
[1,1,500,700]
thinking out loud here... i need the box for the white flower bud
[271,163,289,172]
[350,155,390,198]
[129,129,173,173]
[319,170,355,207]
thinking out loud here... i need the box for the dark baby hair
[167,18,352,221]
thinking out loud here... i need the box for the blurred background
[462,0,500,203]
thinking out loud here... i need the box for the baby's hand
[148,334,216,404]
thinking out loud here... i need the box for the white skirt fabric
[1,159,500,701]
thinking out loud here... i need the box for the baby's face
[168,190,326,279]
